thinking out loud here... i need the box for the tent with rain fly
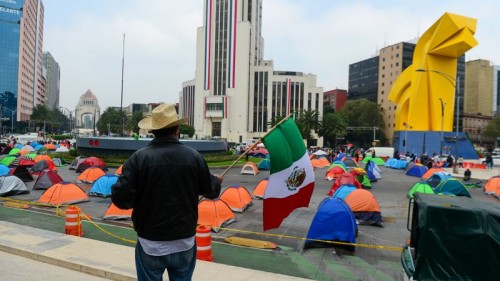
[422,167,445,180]
[484,176,500,198]
[9,165,34,182]
[38,182,89,205]
[434,178,471,197]
[76,156,108,173]
[103,203,133,220]
[31,159,57,174]
[406,164,428,177]
[365,161,382,181]
[332,184,358,200]
[384,158,397,168]
[0,175,29,196]
[327,172,362,196]
[197,198,236,232]
[8,148,20,155]
[51,158,68,167]
[89,174,119,197]
[328,161,347,171]
[304,197,357,250]
[219,185,253,212]
[325,165,346,180]
[0,164,10,176]
[33,169,63,190]
[240,162,259,175]
[257,158,271,170]
[253,177,268,199]
[21,145,35,152]
[44,143,57,151]
[70,156,86,170]
[341,156,359,169]
[55,146,69,152]
[311,158,330,169]
[426,171,452,188]
[77,167,106,184]
[362,156,386,165]
[344,189,384,227]
[408,181,435,199]
[18,156,36,167]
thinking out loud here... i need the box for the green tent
[8,148,20,155]
[357,174,372,189]
[434,178,470,197]
[0,155,17,166]
[408,181,434,199]
[362,156,386,165]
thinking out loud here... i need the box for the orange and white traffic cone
[195,225,213,262]
[65,205,83,237]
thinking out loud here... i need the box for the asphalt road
[7,161,497,281]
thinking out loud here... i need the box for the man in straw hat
[112,103,223,281]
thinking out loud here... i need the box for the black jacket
[111,137,221,241]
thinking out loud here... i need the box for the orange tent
[115,164,123,175]
[344,189,383,227]
[220,185,253,212]
[484,176,500,198]
[311,158,330,168]
[77,167,106,183]
[198,199,236,232]
[38,182,89,205]
[103,203,133,220]
[44,143,57,151]
[240,162,259,175]
[34,154,52,163]
[422,168,445,180]
[253,178,268,199]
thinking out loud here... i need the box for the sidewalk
[0,221,310,281]
[442,166,499,180]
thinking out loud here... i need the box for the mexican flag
[262,118,315,231]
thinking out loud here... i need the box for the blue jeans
[135,241,196,281]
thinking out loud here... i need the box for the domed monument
[75,90,100,135]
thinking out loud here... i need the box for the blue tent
[34,144,44,151]
[89,174,118,197]
[30,141,39,147]
[257,159,271,170]
[384,158,397,168]
[426,172,452,188]
[406,165,428,177]
[0,164,10,176]
[332,184,358,200]
[305,197,357,249]
[434,178,471,197]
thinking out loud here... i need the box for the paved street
[3,160,499,280]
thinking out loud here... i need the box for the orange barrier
[195,225,213,262]
[65,205,83,237]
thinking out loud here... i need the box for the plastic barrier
[65,205,83,236]
[195,225,213,262]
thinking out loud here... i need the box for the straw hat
[138,104,188,130]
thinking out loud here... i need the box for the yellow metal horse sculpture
[389,13,478,132]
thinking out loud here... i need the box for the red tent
[76,157,108,173]
[327,172,362,196]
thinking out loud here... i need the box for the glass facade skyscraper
[0,0,44,125]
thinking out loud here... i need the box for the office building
[180,0,323,146]
[348,57,379,102]
[0,0,45,123]
[42,51,60,110]
[323,89,347,112]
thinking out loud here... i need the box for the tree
[126,111,145,134]
[31,104,52,133]
[97,107,123,135]
[296,109,321,146]
[339,99,387,147]
[180,123,195,138]
[319,112,347,148]
[484,115,500,140]
[267,114,287,127]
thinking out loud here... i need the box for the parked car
[479,155,500,166]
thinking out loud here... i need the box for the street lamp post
[4,108,17,134]
[438,98,446,157]
[403,122,412,154]
[416,68,460,173]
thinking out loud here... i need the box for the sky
[42,0,500,111]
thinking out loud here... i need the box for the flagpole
[220,113,294,177]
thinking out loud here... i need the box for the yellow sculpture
[388,13,478,131]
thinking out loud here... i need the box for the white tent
[0,175,29,196]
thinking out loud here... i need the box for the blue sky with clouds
[42,0,500,111]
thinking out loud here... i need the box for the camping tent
[406,164,428,177]
[77,167,106,184]
[426,172,452,188]
[341,156,359,169]
[219,185,253,212]
[240,162,259,175]
[197,198,236,232]
[0,175,29,196]
[103,203,133,220]
[332,184,358,200]
[31,159,57,174]
[89,174,119,197]
[257,158,271,170]
[327,173,362,196]
[344,189,384,227]
[0,164,10,176]
[70,156,86,170]
[311,158,330,169]
[408,181,434,199]
[33,169,63,190]
[52,158,68,167]
[253,178,268,199]
[38,182,89,205]
[325,165,346,180]
[422,168,445,180]
[434,178,471,197]
[484,176,500,198]
[8,165,34,182]
[76,157,108,173]
[115,164,123,175]
[305,197,357,249]
[0,155,17,167]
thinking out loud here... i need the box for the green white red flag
[262,118,315,230]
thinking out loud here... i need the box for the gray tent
[69,156,86,170]
[0,175,29,196]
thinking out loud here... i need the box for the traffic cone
[196,225,213,262]
[65,205,83,237]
